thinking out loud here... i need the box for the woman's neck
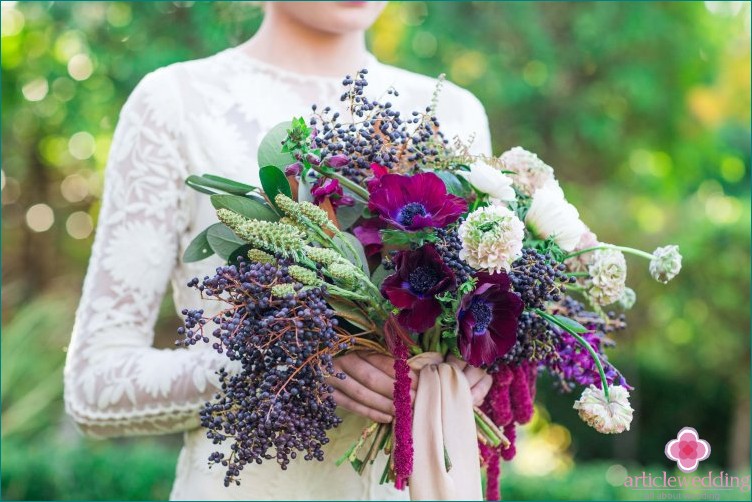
[239,10,369,77]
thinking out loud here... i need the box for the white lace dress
[63,46,492,501]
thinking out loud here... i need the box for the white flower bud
[649,245,682,284]
[459,161,516,202]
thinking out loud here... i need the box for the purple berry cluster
[310,69,448,183]
[178,258,347,486]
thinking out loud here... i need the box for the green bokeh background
[1,1,749,500]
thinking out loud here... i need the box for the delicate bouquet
[178,70,682,499]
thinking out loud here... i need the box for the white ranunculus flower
[525,179,588,252]
[499,146,555,196]
[587,248,627,306]
[459,161,516,202]
[458,205,525,272]
[573,385,634,434]
[649,245,682,283]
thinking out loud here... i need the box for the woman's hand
[328,351,418,424]
[446,354,493,406]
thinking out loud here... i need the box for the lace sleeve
[63,68,223,438]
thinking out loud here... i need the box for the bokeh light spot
[720,156,746,183]
[68,53,94,81]
[1,5,24,37]
[705,194,741,224]
[450,51,487,86]
[22,78,48,102]
[68,131,96,160]
[523,60,548,87]
[666,318,693,345]
[412,31,437,59]
[66,211,94,239]
[25,203,55,232]
[606,464,628,486]
[60,173,90,203]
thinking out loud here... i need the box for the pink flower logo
[665,427,711,473]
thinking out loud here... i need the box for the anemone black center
[398,202,427,226]
[470,299,493,334]
[408,266,439,295]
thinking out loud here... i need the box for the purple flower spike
[457,272,523,367]
[381,244,456,333]
[368,172,467,231]
[392,336,413,490]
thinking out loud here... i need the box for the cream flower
[566,229,599,273]
[459,160,516,203]
[499,146,555,196]
[525,180,588,252]
[573,385,633,434]
[649,245,682,284]
[587,248,627,306]
[458,205,525,273]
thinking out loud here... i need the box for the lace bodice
[64,46,491,499]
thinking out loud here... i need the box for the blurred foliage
[1,1,749,500]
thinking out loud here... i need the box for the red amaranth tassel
[392,336,413,490]
[510,364,534,424]
[485,448,501,501]
[500,423,517,461]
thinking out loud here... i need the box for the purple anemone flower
[368,172,467,231]
[458,271,523,367]
[381,244,456,333]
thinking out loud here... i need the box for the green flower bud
[271,284,297,298]
[327,261,359,287]
[299,201,333,229]
[216,208,304,258]
[288,265,322,286]
[304,246,345,266]
[275,194,301,219]
[247,249,275,265]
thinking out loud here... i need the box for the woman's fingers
[340,353,398,400]
[356,352,419,391]
[470,373,494,406]
[332,389,393,424]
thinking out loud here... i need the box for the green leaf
[209,194,278,222]
[370,263,391,289]
[333,232,369,274]
[259,165,292,211]
[381,228,438,247]
[336,202,365,230]
[258,121,295,169]
[228,244,252,265]
[206,223,247,260]
[185,174,256,196]
[534,308,589,334]
[182,227,214,263]
[434,170,468,197]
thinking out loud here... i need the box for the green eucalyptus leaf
[185,174,255,196]
[182,227,214,263]
[333,232,368,274]
[209,194,278,222]
[370,263,391,289]
[336,201,365,231]
[206,223,247,260]
[228,244,253,265]
[258,121,295,169]
[259,165,292,212]
[434,170,467,197]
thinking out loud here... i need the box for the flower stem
[533,308,610,400]
[565,245,654,261]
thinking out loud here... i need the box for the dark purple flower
[381,244,456,333]
[325,154,349,168]
[310,177,354,209]
[284,162,303,176]
[458,272,523,367]
[368,172,467,231]
[352,217,385,257]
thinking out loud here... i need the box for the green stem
[474,411,501,447]
[533,308,610,400]
[565,244,654,261]
[566,271,590,277]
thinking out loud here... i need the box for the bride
[64,2,494,499]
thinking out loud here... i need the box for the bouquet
[178,70,682,499]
